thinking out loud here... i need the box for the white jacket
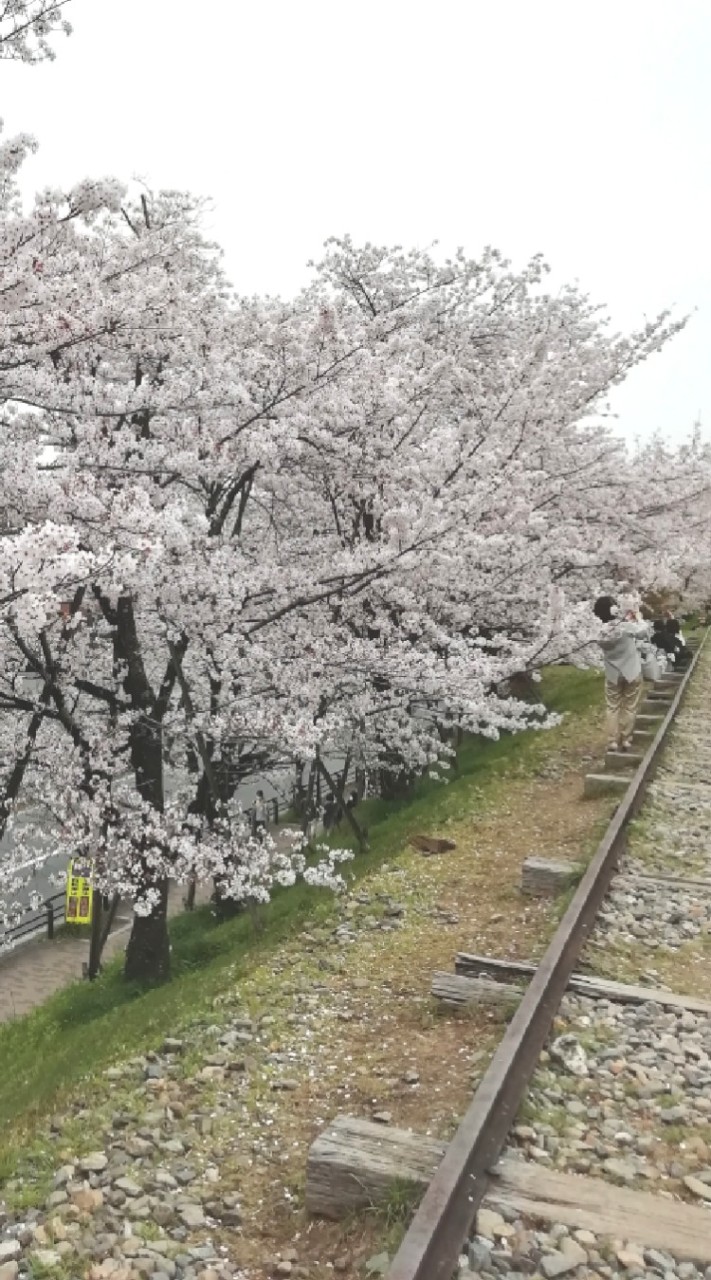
[599,620,650,683]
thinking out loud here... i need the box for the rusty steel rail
[388,635,708,1280]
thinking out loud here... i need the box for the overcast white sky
[4,0,710,442]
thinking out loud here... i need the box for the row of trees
[1,1,709,981]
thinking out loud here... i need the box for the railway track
[306,635,711,1280]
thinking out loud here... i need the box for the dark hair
[665,618,681,635]
[593,595,616,623]
[652,617,666,632]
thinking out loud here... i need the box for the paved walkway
[0,821,314,1023]
[0,882,211,1023]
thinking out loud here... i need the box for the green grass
[0,665,601,1175]
[366,1177,423,1258]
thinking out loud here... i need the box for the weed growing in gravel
[657,1092,686,1109]
[27,1263,75,1280]
[659,1124,693,1144]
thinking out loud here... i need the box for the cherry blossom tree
[3,1,711,984]
[1,201,706,981]
[0,0,71,61]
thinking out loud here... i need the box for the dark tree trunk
[122,711,168,982]
[123,710,168,982]
[108,597,171,985]
[124,878,170,984]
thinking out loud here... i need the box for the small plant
[659,1124,692,1144]
[366,1178,421,1254]
[28,1260,74,1280]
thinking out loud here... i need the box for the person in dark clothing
[665,618,692,664]
[651,618,678,661]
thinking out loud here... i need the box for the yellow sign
[66,858,94,925]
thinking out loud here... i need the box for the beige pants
[605,677,643,746]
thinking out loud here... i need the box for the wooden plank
[605,751,643,771]
[617,871,711,892]
[305,1115,444,1219]
[487,1158,711,1263]
[566,974,711,1015]
[521,857,581,897]
[307,1118,711,1262]
[454,953,711,1014]
[584,773,629,797]
[431,971,521,1008]
[454,953,538,983]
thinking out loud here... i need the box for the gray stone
[468,1239,492,1270]
[78,1152,109,1174]
[476,1208,508,1240]
[540,1250,580,1278]
[114,1176,142,1196]
[125,1136,154,1157]
[53,1163,75,1187]
[602,1158,637,1182]
[0,1245,21,1266]
[549,1036,588,1077]
[558,1238,588,1266]
[180,1204,205,1229]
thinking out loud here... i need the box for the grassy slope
[0,667,601,1165]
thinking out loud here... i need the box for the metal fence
[1,794,284,949]
[2,888,65,949]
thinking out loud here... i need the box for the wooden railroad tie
[584,772,629,797]
[616,870,711,892]
[521,856,581,897]
[305,1116,711,1262]
[604,750,643,772]
[306,1115,444,1220]
[450,952,711,1015]
[431,971,521,1010]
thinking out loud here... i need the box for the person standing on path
[593,596,650,752]
[253,790,268,840]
